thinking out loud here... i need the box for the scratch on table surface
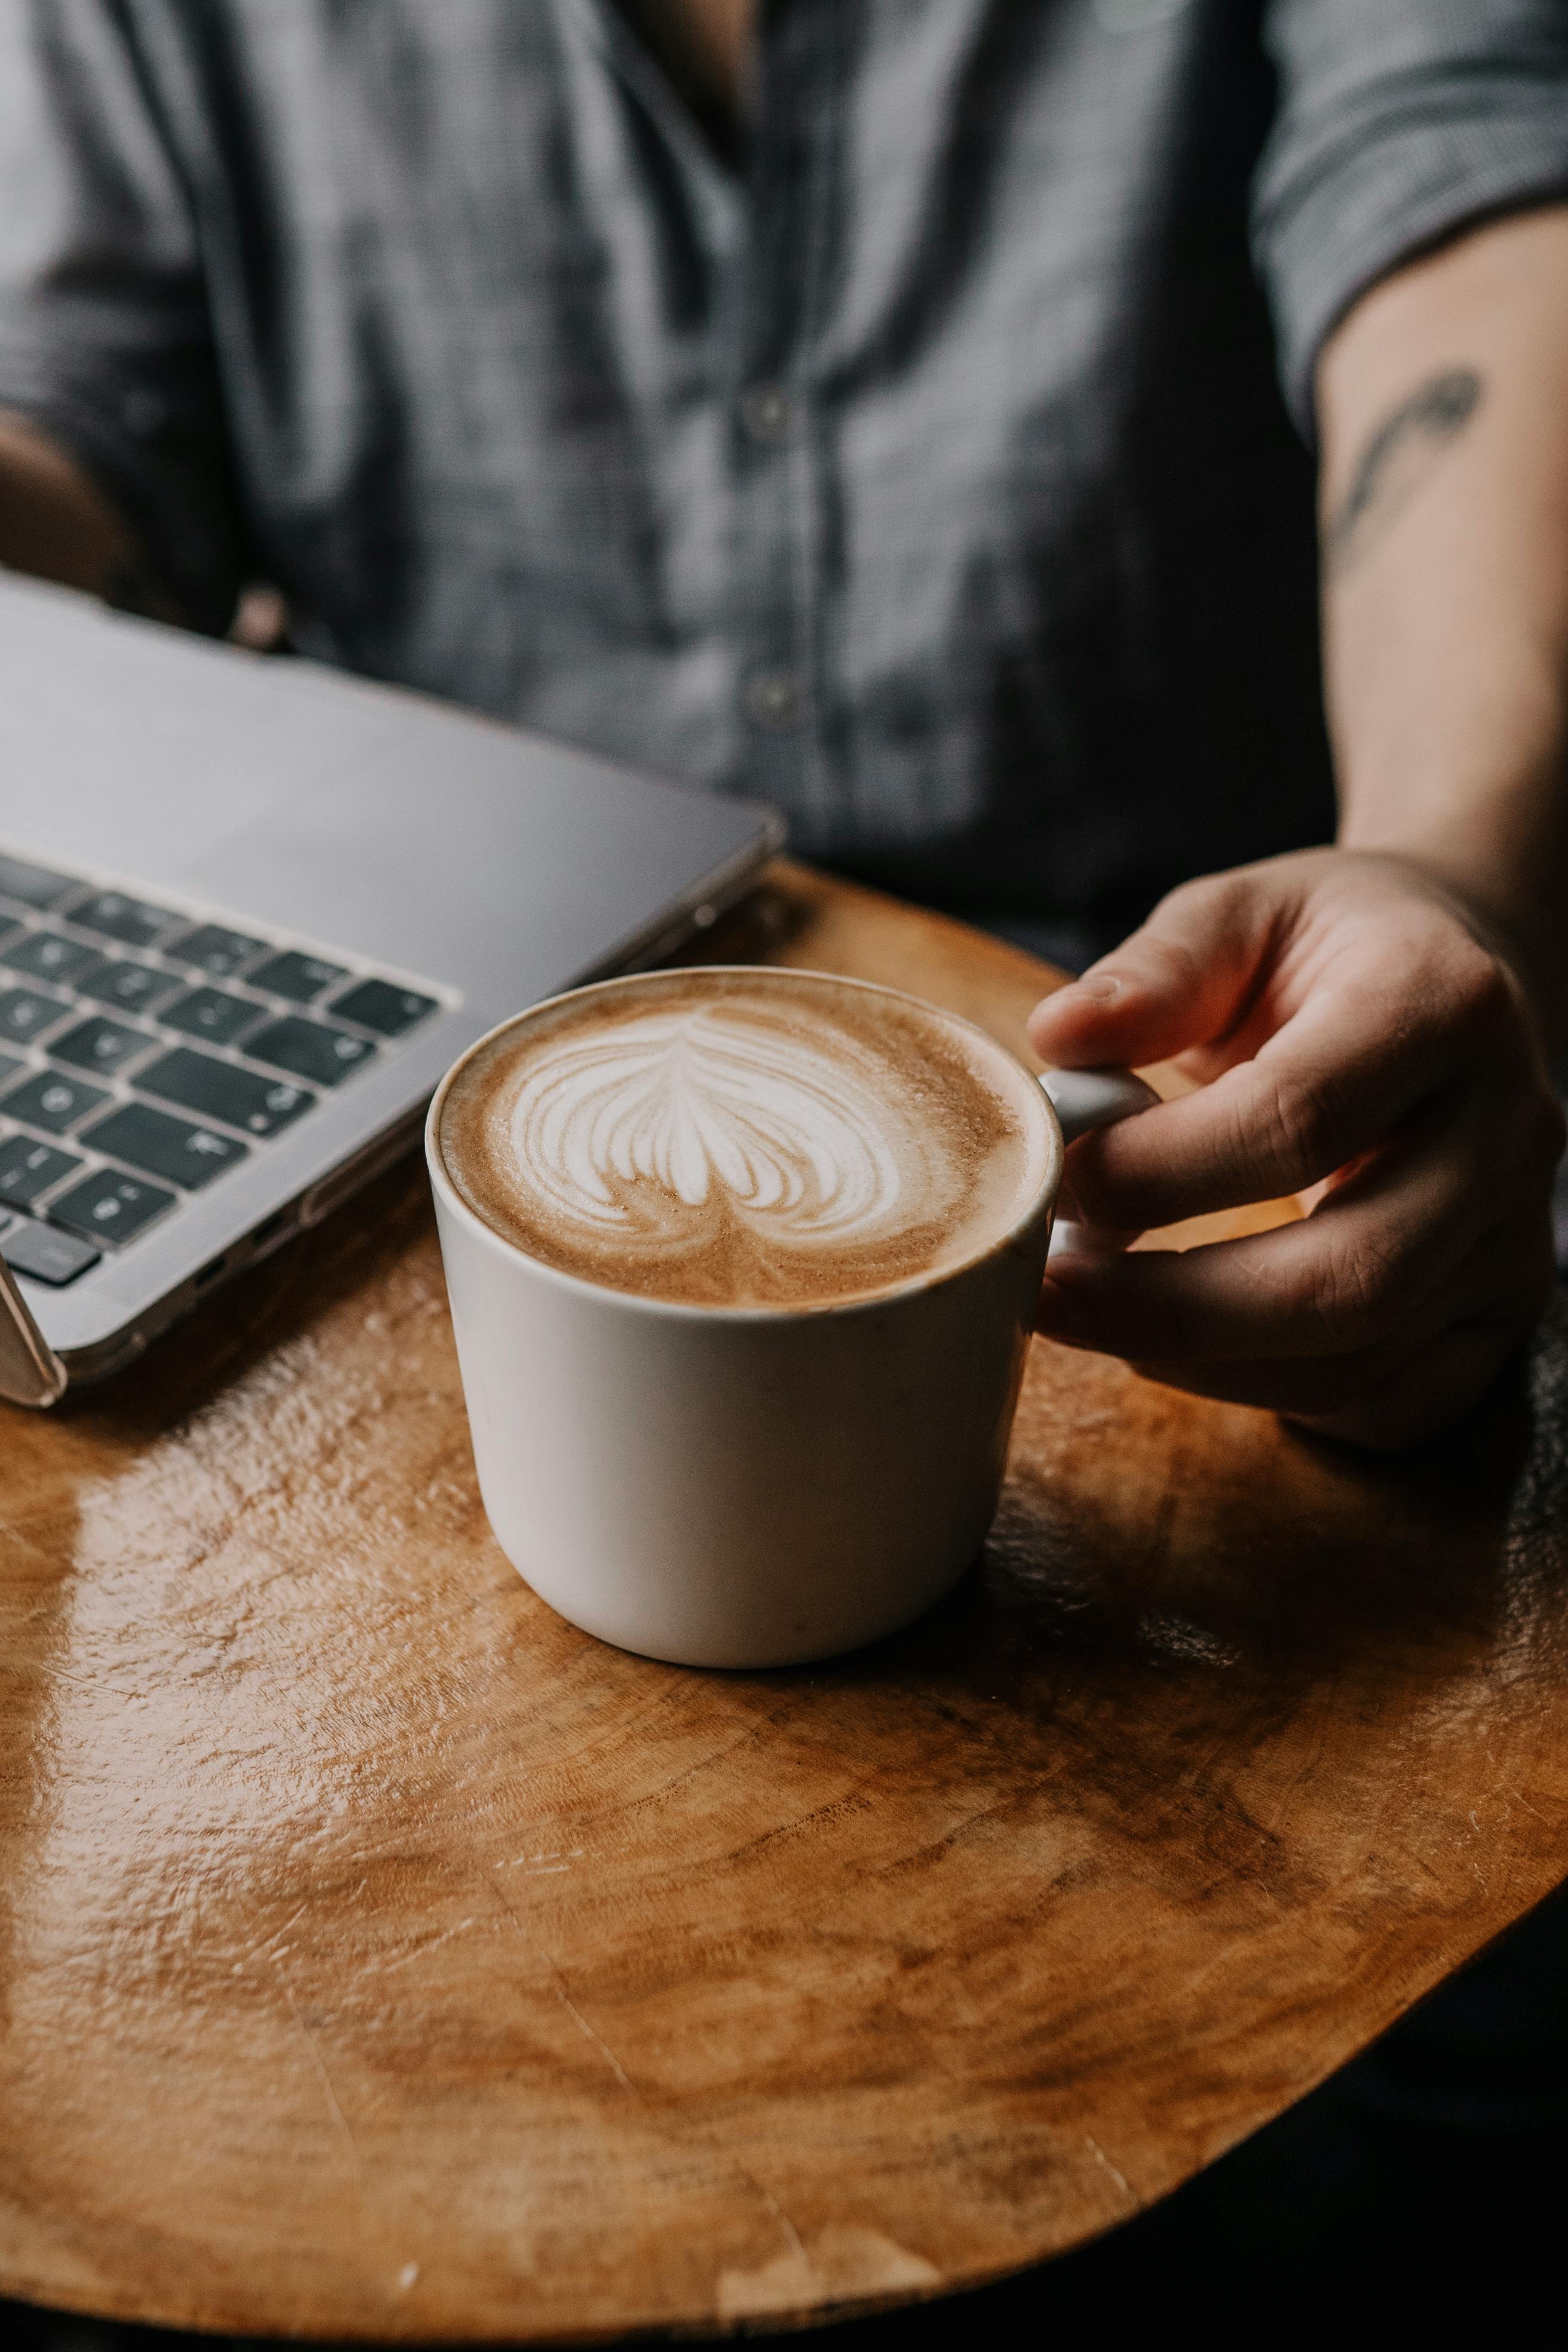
[231,1902,310,1973]
[1084,2134,1137,2207]
[485,1860,806,2267]
[263,1907,307,1951]
[1464,1811,1491,1892]
[368,1915,486,1977]
[281,1977,365,2177]
[15,1658,144,1704]
[736,2164,808,2266]
[484,1870,635,2094]
[554,1982,635,2093]
[485,1864,820,2284]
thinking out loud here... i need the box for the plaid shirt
[2,1,1566,957]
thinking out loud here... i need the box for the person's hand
[1025,848,1565,1449]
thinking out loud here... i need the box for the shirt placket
[722,0,847,835]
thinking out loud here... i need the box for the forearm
[1316,204,1568,1043]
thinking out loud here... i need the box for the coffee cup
[426,965,1154,1668]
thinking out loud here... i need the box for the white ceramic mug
[426,970,1155,1669]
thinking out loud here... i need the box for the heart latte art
[439,972,1047,1308]
[512,1003,915,1243]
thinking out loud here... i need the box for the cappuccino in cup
[428,964,1150,1668]
[437,969,1050,1312]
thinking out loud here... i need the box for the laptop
[0,573,783,1407]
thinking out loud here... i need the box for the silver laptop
[0,574,782,1406]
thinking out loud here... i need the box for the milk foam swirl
[505,1004,921,1247]
[440,971,1048,1308]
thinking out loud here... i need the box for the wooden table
[3,860,1566,2343]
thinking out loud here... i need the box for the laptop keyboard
[0,849,450,1291]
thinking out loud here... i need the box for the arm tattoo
[1323,367,1483,583]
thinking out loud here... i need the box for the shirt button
[742,667,804,730]
[740,383,796,444]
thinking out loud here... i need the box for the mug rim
[424,963,1064,1324]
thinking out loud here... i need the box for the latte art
[438,969,1051,1309]
[509,1003,923,1249]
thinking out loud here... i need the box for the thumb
[1025,872,1271,1069]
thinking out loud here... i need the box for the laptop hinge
[0,1255,68,1408]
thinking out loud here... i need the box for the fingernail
[1063,971,1121,1003]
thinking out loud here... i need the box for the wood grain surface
[2,860,1566,2343]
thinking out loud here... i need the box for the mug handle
[1039,1066,1161,1266]
[1039,1064,1160,1146]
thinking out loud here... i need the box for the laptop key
[0,1134,82,1203]
[137,1048,314,1138]
[246,1015,375,1088]
[171,924,268,979]
[1,1216,99,1286]
[249,950,350,1003]
[0,930,102,986]
[0,987,68,1044]
[70,890,178,949]
[51,1015,150,1076]
[50,1166,174,1245]
[160,986,265,1047]
[72,956,184,1015]
[0,853,75,910]
[85,1101,250,1190]
[329,977,439,1037]
[1,1068,112,1134]
[0,1049,22,1086]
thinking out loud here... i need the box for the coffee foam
[438,970,1050,1309]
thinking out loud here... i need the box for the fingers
[1036,1097,1553,1364]
[1027,871,1269,1072]
[1121,1212,1533,1408]
[1027,853,1553,1233]
[1131,1221,1548,1446]
[1132,1317,1530,1453]
[1023,847,1563,1449]
[1042,1205,1555,1450]
[1061,937,1534,1233]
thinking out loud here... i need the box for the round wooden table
[3,862,1566,2342]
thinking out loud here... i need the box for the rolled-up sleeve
[0,0,243,629]
[1254,0,1568,435]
